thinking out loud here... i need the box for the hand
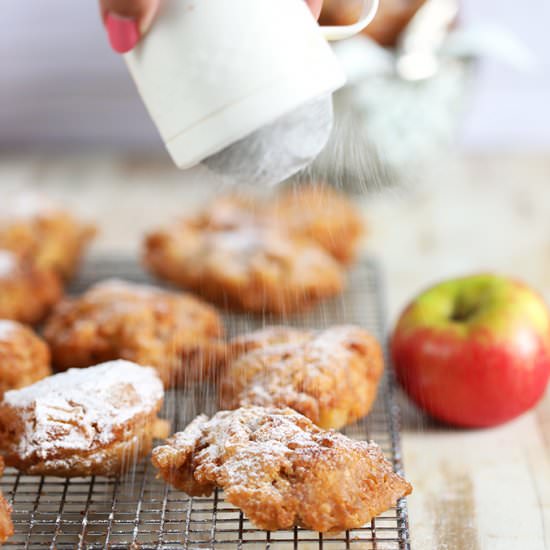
[307,0,323,20]
[102,0,324,53]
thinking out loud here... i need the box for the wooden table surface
[1,151,549,550]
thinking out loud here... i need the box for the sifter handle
[320,0,379,41]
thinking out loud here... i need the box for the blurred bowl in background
[307,0,473,191]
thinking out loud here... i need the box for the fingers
[306,0,323,19]
[101,0,321,54]
[100,0,160,53]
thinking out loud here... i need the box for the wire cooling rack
[1,256,410,549]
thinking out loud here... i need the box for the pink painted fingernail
[104,12,140,53]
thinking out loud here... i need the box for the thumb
[100,0,160,53]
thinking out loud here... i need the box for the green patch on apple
[396,274,550,342]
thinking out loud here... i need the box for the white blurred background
[0,0,549,153]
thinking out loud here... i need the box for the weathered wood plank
[1,152,549,549]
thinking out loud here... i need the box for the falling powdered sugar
[203,95,334,187]
[0,251,17,279]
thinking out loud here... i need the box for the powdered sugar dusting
[307,325,364,360]
[211,227,265,252]
[90,278,165,298]
[158,407,371,489]
[0,251,16,278]
[0,320,17,342]
[208,226,302,261]
[231,325,366,388]
[3,360,164,460]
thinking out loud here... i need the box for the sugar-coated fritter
[43,279,225,388]
[221,325,384,429]
[144,203,345,314]
[152,407,412,532]
[0,361,165,477]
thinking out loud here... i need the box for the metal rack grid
[1,256,410,549]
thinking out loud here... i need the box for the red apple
[391,274,550,428]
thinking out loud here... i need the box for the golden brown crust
[0,457,14,544]
[271,185,365,265]
[0,494,12,545]
[220,325,384,429]
[152,407,412,532]
[0,361,165,477]
[0,320,52,399]
[43,279,225,388]
[144,198,345,315]
[0,250,63,325]
[0,192,96,280]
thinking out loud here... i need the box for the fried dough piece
[0,457,14,544]
[271,185,364,264]
[152,407,412,532]
[220,325,383,429]
[144,185,364,313]
[0,249,62,324]
[0,192,96,280]
[0,320,51,399]
[0,361,165,477]
[43,279,225,388]
[144,216,345,315]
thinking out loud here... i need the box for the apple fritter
[144,214,345,315]
[43,279,225,388]
[220,325,384,429]
[0,361,165,477]
[152,407,412,532]
[0,192,96,280]
[0,320,51,399]
[0,249,62,325]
